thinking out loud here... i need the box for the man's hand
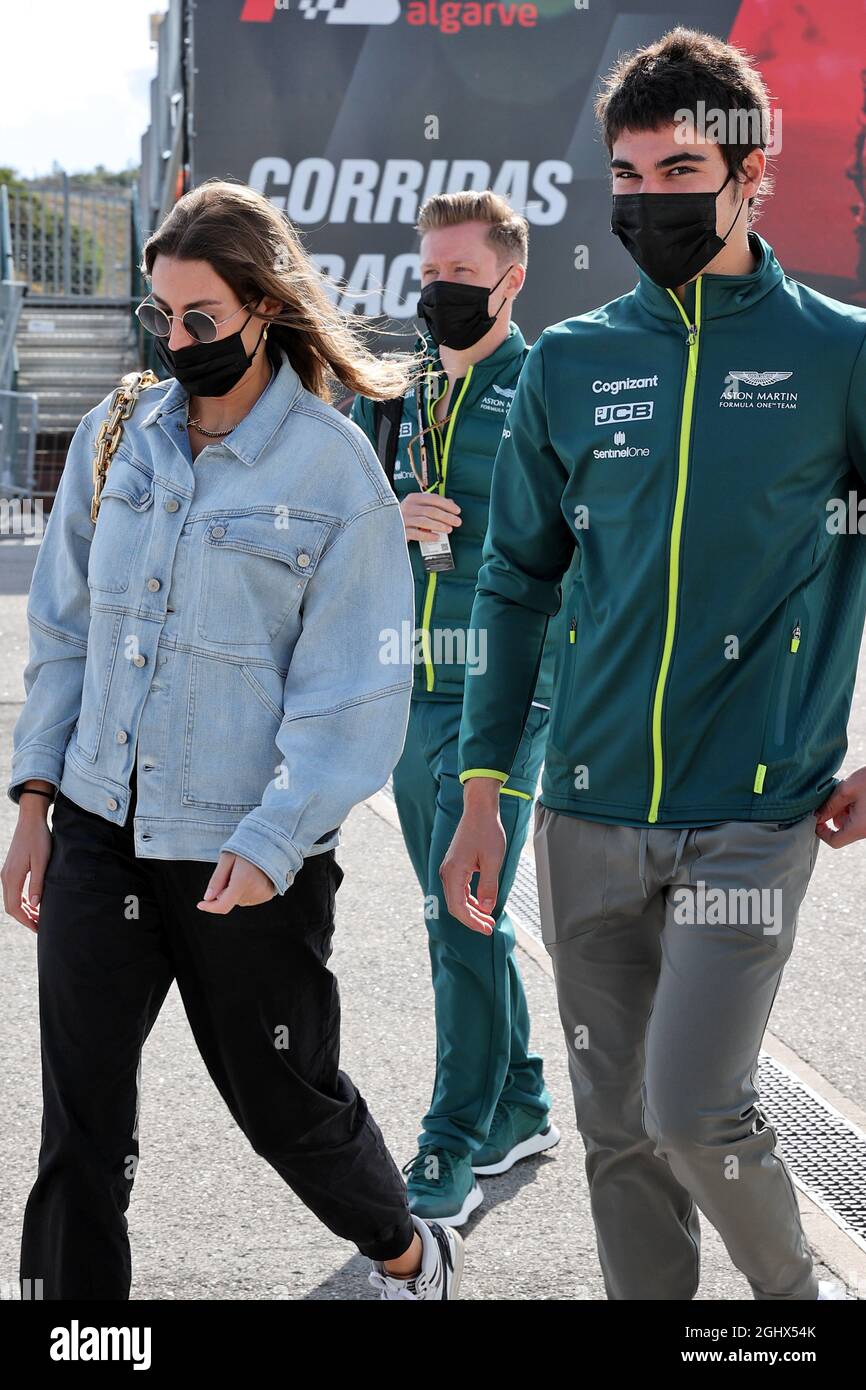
[198,853,278,912]
[814,767,866,848]
[400,492,462,544]
[439,778,506,934]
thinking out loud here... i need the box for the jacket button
[165,499,179,512]
[115,730,128,743]
[211,524,226,538]
[106,797,118,811]
[147,578,161,591]
[297,552,310,567]
[133,654,147,667]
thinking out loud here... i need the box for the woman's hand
[400,492,462,543]
[197,852,278,912]
[1,803,54,933]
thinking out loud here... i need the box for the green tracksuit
[351,322,578,1156]
[458,233,866,825]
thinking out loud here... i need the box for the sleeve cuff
[458,768,510,785]
[220,817,305,897]
[8,749,65,805]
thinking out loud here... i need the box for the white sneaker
[816,1278,855,1300]
[368,1215,464,1300]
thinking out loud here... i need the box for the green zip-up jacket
[351,323,578,762]
[458,233,866,825]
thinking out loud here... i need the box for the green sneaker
[402,1145,483,1228]
[472,1101,561,1176]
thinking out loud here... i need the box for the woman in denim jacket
[2,179,463,1300]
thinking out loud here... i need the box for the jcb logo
[594,401,654,426]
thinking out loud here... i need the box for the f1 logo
[240,0,401,20]
[594,401,654,426]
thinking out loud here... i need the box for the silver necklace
[187,363,275,437]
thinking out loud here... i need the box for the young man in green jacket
[352,193,575,1226]
[442,29,866,1299]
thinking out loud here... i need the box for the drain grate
[508,850,866,1252]
[381,776,866,1253]
[507,852,544,941]
[758,1057,866,1251]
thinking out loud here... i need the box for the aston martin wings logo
[728,370,794,386]
[492,385,516,398]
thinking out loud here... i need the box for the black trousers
[20,765,415,1298]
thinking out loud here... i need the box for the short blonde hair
[415,190,529,267]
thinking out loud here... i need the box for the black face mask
[154,310,267,397]
[610,171,745,289]
[417,264,513,349]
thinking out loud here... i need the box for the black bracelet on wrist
[20,788,55,802]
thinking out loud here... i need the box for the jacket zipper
[569,615,577,644]
[773,621,801,745]
[647,279,703,823]
[419,364,474,692]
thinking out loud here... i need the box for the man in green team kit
[442,28,866,1299]
[352,192,579,1227]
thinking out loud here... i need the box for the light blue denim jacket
[8,344,415,894]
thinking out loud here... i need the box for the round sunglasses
[135,297,257,344]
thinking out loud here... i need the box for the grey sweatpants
[533,806,822,1301]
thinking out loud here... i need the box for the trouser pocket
[684,815,820,950]
[534,807,608,946]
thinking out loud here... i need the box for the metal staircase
[1,179,156,504]
[15,298,141,434]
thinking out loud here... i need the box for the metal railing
[0,388,38,503]
[0,171,158,508]
[0,279,25,392]
[0,270,37,501]
[130,184,158,376]
[6,174,133,300]
[1,183,14,283]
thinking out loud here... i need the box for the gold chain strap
[90,369,161,523]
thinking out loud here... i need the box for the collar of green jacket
[635,230,784,326]
[457,232,866,823]
[417,319,528,399]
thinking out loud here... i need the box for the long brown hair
[141,178,423,403]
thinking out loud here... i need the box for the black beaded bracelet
[20,788,55,801]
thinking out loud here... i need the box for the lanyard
[409,365,447,491]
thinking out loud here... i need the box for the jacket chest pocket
[88,458,155,594]
[197,510,331,645]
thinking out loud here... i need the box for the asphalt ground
[1,536,864,1302]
